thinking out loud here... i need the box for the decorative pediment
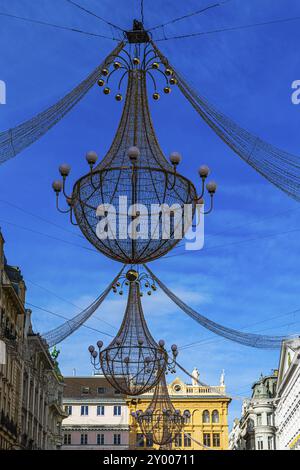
[277,338,300,391]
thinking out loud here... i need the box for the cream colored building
[0,229,66,449]
[0,231,26,449]
[275,337,300,450]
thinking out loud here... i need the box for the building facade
[128,370,231,450]
[0,229,66,449]
[0,231,26,449]
[275,337,300,450]
[62,375,129,449]
[229,371,277,450]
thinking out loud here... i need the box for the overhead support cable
[26,302,114,338]
[0,11,118,39]
[148,0,230,32]
[153,15,300,40]
[141,0,145,24]
[64,0,124,32]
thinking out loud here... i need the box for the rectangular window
[65,405,72,416]
[97,434,105,445]
[146,434,153,447]
[97,387,106,394]
[113,434,121,445]
[268,436,273,450]
[257,414,262,426]
[97,405,105,416]
[81,387,90,395]
[63,434,71,445]
[137,433,144,447]
[203,433,211,447]
[213,433,220,447]
[184,433,191,447]
[113,405,121,416]
[257,438,263,450]
[80,434,88,445]
[174,433,182,447]
[80,405,89,416]
[267,413,273,426]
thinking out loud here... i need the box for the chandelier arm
[56,194,71,214]
[198,178,206,199]
[145,70,158,92]
[110,52,132,69]
[107,66,128,84]
[118,70,129,90]
[203,194,214,214]
[69,207,78,225]
[144,54,160,67]
[148,67,169,85]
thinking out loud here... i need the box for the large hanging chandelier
[52,43,217,264]
[131,372,189,447]
[88,269,178,395]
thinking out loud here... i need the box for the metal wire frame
[112,269,158,297]
[71,165,197,264]
[98,42,172,99]
[89,279,168,396]
[132,373,187,446]
[55,68,197,264]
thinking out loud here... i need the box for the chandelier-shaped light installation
[88,269,178,395]
[131,372,189,447]
[52,42,217,264]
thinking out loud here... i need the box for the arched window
[183,410,191,424]
[202,410,210,423]
[212,410,219,423]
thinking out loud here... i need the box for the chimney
[24,309,33,337]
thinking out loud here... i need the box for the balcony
[0,410,18,438]
[0,326,17,342]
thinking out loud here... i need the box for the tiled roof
[63,376,126,399]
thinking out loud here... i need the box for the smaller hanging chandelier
[131,372,190,447]
[88,269,178,395]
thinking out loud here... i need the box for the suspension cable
[148,0,231,32]
[141,0,145,24]
[26,302,114,338]
[65,0,124,32]
[154,14,300,41]
[0,11,118,40]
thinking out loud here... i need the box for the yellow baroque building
[128,371,231,450]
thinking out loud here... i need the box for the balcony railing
[0,410,18,437]
[0,326,17,342]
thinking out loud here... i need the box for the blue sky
[1,0,300,427]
